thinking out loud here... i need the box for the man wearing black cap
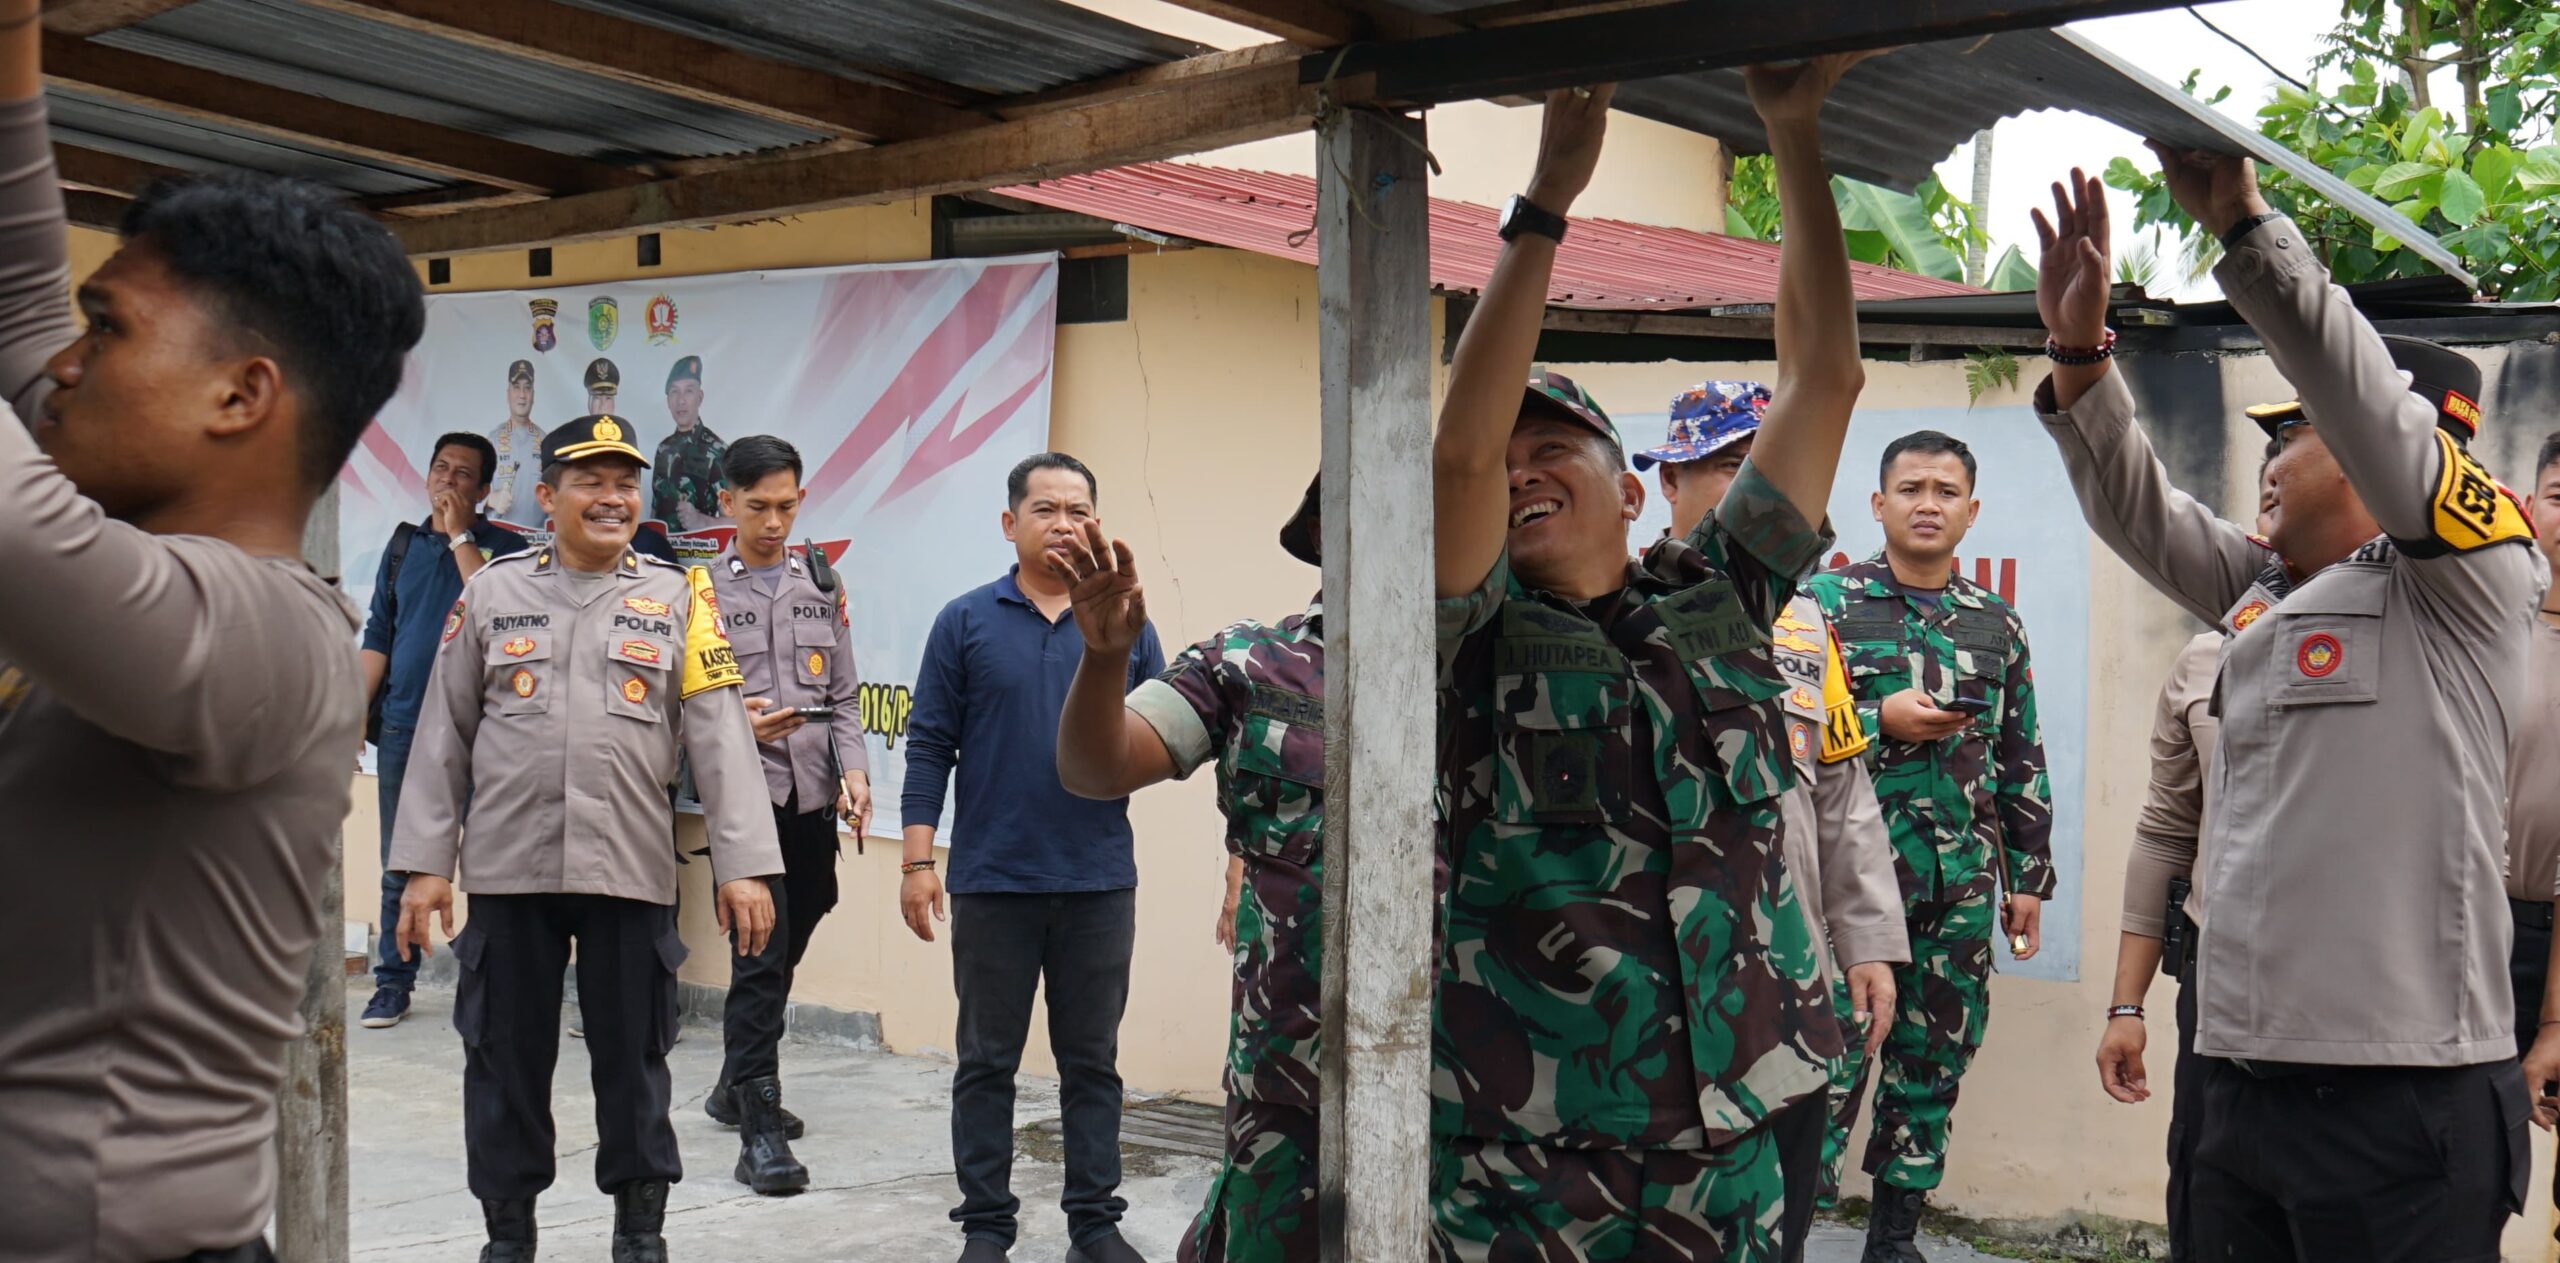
[388,413,784,1263]
[487,359,546,526]
[2035,154,2538,1262]
[1052,475,1329,1263]
[585,355,621,417]
[653,355,728,532]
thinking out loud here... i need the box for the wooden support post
[276,482,350,1263]
[1314,106,1434,1263]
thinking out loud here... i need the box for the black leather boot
[1860,1179,1928,1263]
[733,1075,812,1195]
[476,1197,536,1263]
[705,1079,804,1139]
[610,1180,669,1263]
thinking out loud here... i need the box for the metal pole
[278,481,350,1263]
[1314,106,1435,1263]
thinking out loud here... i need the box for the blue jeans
[374,721,419,991]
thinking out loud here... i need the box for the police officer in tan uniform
[1637,386,1908,1232]
[2035,156,2538,1262]
[699,435,872,1196]
[391,415,783,1263]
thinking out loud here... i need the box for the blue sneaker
[359,985,411,1029]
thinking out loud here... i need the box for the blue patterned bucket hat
[1632,380,1773,471]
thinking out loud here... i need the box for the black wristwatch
[1498,194,1568,245]
[2219,211,2283,251]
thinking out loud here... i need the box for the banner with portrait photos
[340,254,1061,840]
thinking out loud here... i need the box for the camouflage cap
[1278,473,1320,567]
[1521,368,1622,466]
[1632,380,1773,471]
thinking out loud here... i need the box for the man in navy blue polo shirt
[900,451,1165,1263]
[356,431,529,1028]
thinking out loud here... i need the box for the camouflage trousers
[1430,1098,1823,1262]
[1822,892,1995,1194]
[1177,1096,1317,1263]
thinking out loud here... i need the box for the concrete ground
[349,986,1998,1262]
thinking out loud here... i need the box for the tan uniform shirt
[1772,594,1911,977]
[0,97,365,1261]
[708,545,870,812]
[2121,631,2223,935]
[2038,216,2543,1067]
[391,546,784,900]
[2508,620,2560,901]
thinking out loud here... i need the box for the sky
[1068,0,2414,301]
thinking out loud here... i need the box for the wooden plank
[1314,106,1434,1263]
[292,0,984,143]
[53,142,182,194]
[391,61,1323,257]
[1303,0,2225,103]
[995,42,1307,120]
[275,488,349,1263]
[59,185,128,230]
[1540,307,2051,348]
[41,0,201,36]
[1154,0,1364,44]
[42,34,638,194]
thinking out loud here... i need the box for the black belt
[2512,896,2556,931]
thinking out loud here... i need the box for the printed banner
[340,255,1061,840]
[1631,405,2088,982]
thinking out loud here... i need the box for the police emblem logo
[699,586,720,619]
[1788,685,1818,712]
[501,636,537,658]
[594,417,623,443]
[2231,599,2270,631]
[528,297,558,352]
[618,639,664,666]
[1790,723,1811,759]
[621,676,649,705]
[623,596,670,617]
[2297,633,2343,678]
[645,293,679,345]
[806,650,826,678]
[510,668,538,698]
[588,296,618,351]
[442,600,466,643]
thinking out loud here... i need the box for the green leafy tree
[1725,157,1987,282]
[2106,6,2560,298]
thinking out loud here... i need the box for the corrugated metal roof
[549,0,1208,99]
[110,0,828,163]
[997,162,1979,309]
[46,86,446,196]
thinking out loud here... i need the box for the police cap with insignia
[665,355,702,392]
[583,357,621,397]
[507,359,534,386]
[2245,336,2485,443]
[542,414,650,468]
[1278,473,1320,567]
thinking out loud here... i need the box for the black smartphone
[1942,695,1995,716]
[794,705,837,722]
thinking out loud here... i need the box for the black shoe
[475,1197,536,1263]
[610,1181,669,1263]
[956,1239,1008,1263]
[705,1080,805,1139]
[1065,1231,1147,1263]
[731,1075,810,1196]
[1860,1179,1929,1263]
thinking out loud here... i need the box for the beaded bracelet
[2047,328,2118,366]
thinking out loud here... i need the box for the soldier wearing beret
[390,413,784,1263]
[653,355,728,532]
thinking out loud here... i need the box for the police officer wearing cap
[696,434,872,1196]
[390,413,785,1263]
[2035,156,2539,1260]
[487,359,545,526]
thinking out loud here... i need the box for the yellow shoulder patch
[1818,627,1869,764]
[680,565,744,699]
[2427,429,2532,552]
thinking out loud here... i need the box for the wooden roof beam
[59,184,130,230]
[1153,0,1460,45]
[290,0,986,144]
[394,59,1327,257]
[41,0,201,37]
[52,141,185,194]
[42,33,641,194]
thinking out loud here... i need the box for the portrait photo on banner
[340,254,1063,841]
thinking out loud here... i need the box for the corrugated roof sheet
[996,162,1979,309]
[550,0,1208,100]
[111,0,829,163]
[46,86,446,196]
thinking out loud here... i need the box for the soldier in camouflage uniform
[1427,64,1876,1262]
[1637,386,1912,1233]
[1048,477,1331,1263]
[653,355,728,531]
[1807,430,2053,1263]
